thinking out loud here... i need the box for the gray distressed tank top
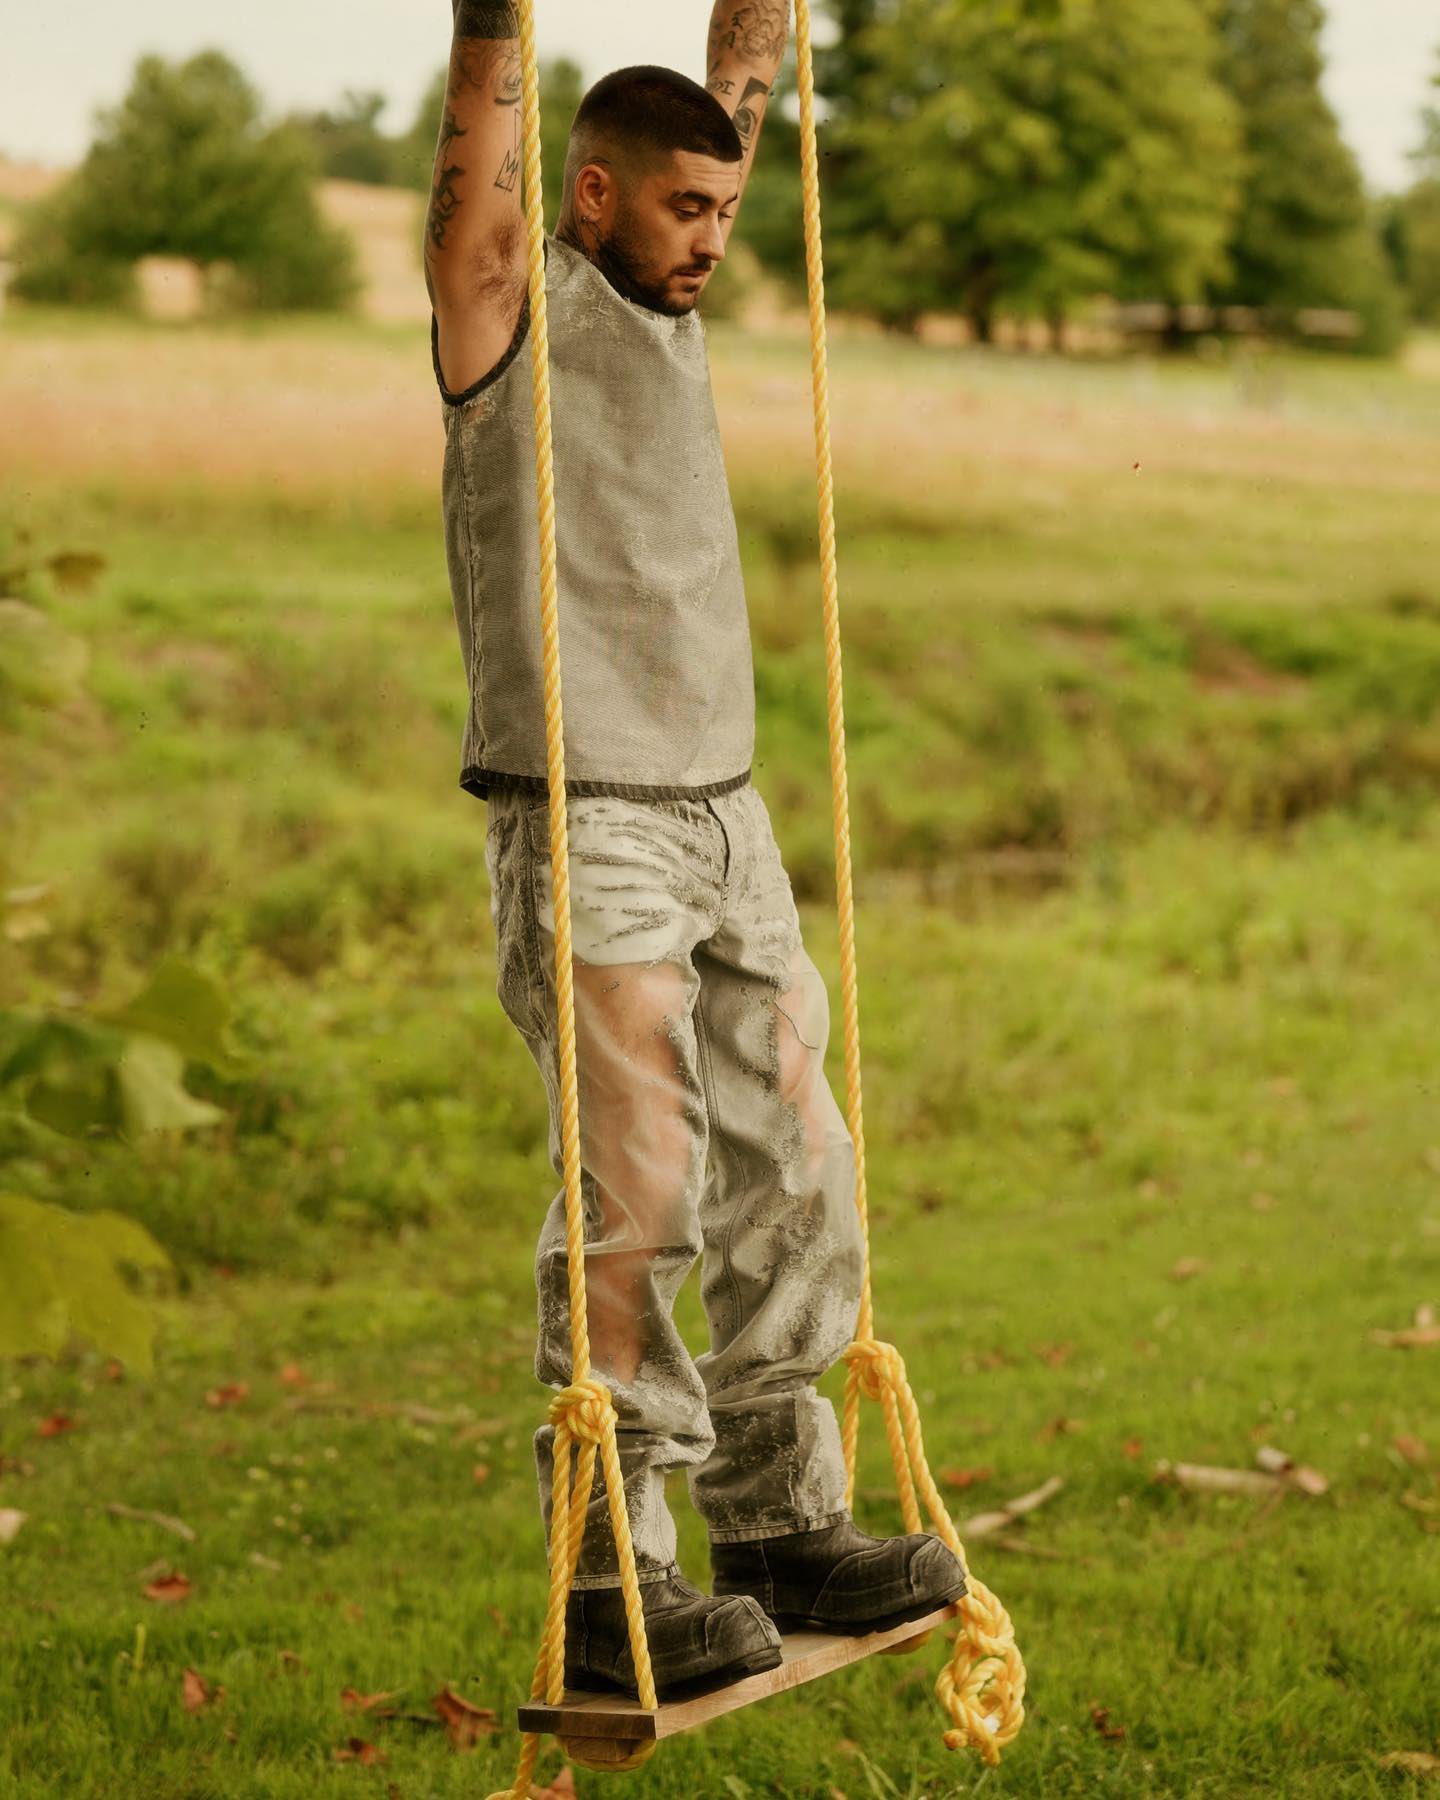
[435,235,756,801]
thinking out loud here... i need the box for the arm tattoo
[707,1,789,73]
[426,107,468,252]
[495,108,521,192]
[706,75,737,97]
[731,76,770,152]
[453,37,521,100]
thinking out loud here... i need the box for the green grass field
[2,310,1438,1797]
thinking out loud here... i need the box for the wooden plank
[517,1601,961,1742]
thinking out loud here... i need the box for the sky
[2,0,1435,196]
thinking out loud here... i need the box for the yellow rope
[489,0,1028,1784]
[485,0,657,1790]
[793,0,1027,1765]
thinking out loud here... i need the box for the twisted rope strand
[793,0,1027,1766]
[485,2,656,1789]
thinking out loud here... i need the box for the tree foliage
[9,51,359,313]
[286,89,399,186]
[1210,0,1404,350]
[819,0,1242,339]
[1386,50,1440,324]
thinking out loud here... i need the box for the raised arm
[424,2,529,395]
[703,1,790,242]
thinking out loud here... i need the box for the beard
[587,202,707,317]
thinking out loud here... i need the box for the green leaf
[114,1034,225,1139]
[97,958,242,1077]
[0,1193,172,1376]
[0,1012,118,1089]
[23,1068,123,1139]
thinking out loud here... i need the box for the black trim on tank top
[461,766,754,803]
[431,295,532,408]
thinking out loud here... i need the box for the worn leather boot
[564,1566,784,1700]
[710,1514,967,1635]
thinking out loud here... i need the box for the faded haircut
[563,64,744,193]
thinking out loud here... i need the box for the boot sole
[563,1641,784,1704]
[765,1578,967,1638]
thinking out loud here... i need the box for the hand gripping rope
[485,4,1026,1790]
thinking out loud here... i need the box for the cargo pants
[483,779,865,1586]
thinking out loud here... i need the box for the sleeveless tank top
[435,234,756,801]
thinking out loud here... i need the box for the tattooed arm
[704,0,790,242]
[424,2,528,394]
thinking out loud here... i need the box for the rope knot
[844,1336,906,1401]
[548,1378,616,1445]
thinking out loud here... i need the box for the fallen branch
[1373,1304,1440,1349]
[1155,1462,1283,1498]
[957,1475,1064,1539]
[1154,1447,1329,1500]
[283,1397,477,1426]
[105,1502,197,1542]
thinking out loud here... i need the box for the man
[424,0,966,1701]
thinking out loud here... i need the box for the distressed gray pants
[483,780,864,1587]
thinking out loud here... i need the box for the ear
[572,161,614,224]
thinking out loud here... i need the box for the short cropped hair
[565,65,744,185]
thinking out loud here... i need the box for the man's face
[585,150,740,316]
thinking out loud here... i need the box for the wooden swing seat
[518,1599,962,1761]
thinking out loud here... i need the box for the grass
[1,309,1438,1796]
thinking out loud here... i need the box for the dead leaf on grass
[204,1383,250,1408]
[1169,1257,1206,1282]
[940,1467,992,1491]
[1392,1436,1430,1468]
[1122,1437,1144,1460]
[0,1509,27,1545]
[1037,1416,1083,1442]
[182,1667,224,1711]
[37,1414,77,1438]
[431,1683,498,1749]
[1032,1342,1074,1368]
[143,1572,192,1603]
[279,1363,309,1387]
[341,1687,401,1713]
[473,1463,491,1485]
[333,1738,386,1765]
[1089,1701,1127,1740]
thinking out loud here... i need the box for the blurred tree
[821,0,1242,342]
[1210,0,1404,351]
[8,51,359,313]
[1384,51,1440,324]
[286,88,398,186]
